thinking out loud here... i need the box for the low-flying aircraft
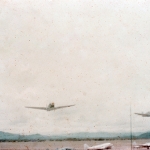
[133,142,150,149]
[134,112,150,117]
[25,103,75,111]
[84,143,113,150]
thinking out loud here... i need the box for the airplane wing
[100,148,110,150]
[88,147,109,150]
[133,145,140,148]
[54,105,75,110]
[25,106,47,110]
[134,113,143,116]
[98,146,112,150]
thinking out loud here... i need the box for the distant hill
[0,131,50,141]
[0,131,146,141]
[0,131,20,140]
[59,132,131,139]
[138,132,150,139]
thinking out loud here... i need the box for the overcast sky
[0,0,150,135]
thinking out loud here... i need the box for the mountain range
[0,131,149,141]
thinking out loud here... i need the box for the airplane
[84,143,113,150]
[55,147,76,150]
[134,112,150,117]
[133,142,150,149]
[25,103,75,111]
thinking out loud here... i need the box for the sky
[0,0,150,135]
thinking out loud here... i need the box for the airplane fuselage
[133,143,150,149]
[46,107,55,111]
[87,143,113,150]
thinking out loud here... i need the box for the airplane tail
[48,103,55,108]
[133,141,139,148]
[84,144,89,150]
[133,141,137,146]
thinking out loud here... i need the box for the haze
[0,0,150,135]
